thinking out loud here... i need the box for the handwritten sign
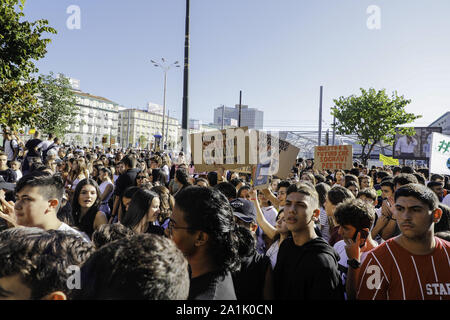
[313,145,353,171]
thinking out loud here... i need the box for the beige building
[66,91,120,147]
[118,106,180,150]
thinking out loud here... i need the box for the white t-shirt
[443,194,450,206]
[395,136,417,154]
[262,206,278,227]
[37,140,53,151]
[266,240,280,269]
[46,145,60,157]
[13,169,22,182]
[162,165,170,182]
[58,222,91,242]
[334,239,376,298]
[4,139,18,161]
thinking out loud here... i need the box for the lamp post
[150,58,180,150]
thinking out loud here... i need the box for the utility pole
[181,0,190,152]
[238,90,242,127]
[318,86,323,146]
[221,105,225,130]
[166,109,170,149]
[332,114,336,145]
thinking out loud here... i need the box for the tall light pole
[151,58,180,150]
[182,0,190,152]
[318,86,323,146]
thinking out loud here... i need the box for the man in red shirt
[357,183,450,300]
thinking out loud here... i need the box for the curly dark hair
[74,234,190,300]
[334,199,376,231]
[174,186,240,276]
[0,227,95,300]
[92,223,136,249]
[214,182,237,200]
[151,185,174,224]
[175,168,190,188]
[327,185,355,205]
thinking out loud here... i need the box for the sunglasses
[137,176,145,179]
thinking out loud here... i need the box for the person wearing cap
[230,198,273,300]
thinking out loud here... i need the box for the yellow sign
[29,129,36,135]
[379,154,399,166]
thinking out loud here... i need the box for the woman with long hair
[264,210,291,269]
[71,178,108,239]
[334,170,345,186]
[92,164,104,185]
[161,154,171,183]
[249,189,291,269]
[67,158,89,200]
[358,174,373,190]
[315,182,332,242]
[98,167,114,219]
[56,159,70,184]
[121,188,162,235]
[151,185,174,230]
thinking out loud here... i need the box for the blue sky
[23,0,450,130]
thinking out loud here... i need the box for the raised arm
[261,188,280,209]
[250,189,278,240]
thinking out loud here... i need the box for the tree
[332,88,421,165]
[0,0,57,132]
[35,72,78,138]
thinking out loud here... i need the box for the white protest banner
[429,132,450,175]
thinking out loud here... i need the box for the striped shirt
[356,237,450,300]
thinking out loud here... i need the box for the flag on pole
[429,132,450,175]
[379,154,399,166]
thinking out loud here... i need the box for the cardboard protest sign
[190,127,250,173]
[252,161,271,190]
[429,132,450,175]
[313,145,353,171]
[190,128,299,179]
[260,132,300,179]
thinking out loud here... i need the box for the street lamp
[150,58,180,150]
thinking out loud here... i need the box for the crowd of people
[0,130,449,300]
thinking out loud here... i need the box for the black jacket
[274,237,345,300]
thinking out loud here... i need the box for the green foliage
[0,0,57,131]
[332,88,421,164]
[35,72,78,138]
